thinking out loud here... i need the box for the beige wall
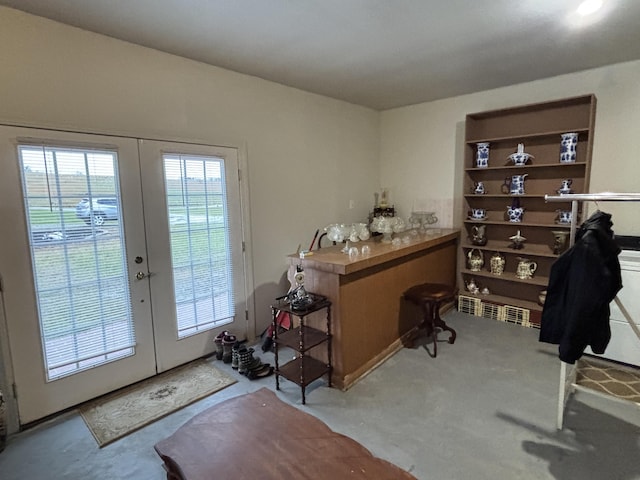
[1,6,638,338]
[0,7,380,335]
[381,59,640,235]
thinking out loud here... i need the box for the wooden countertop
[288,228,460,275]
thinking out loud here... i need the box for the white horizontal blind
[18,145,135,380]
[163,154,235,337]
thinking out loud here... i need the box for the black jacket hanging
[539,211,622,364]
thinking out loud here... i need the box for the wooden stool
[404,283,458,357]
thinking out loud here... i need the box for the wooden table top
[288,228,459,275]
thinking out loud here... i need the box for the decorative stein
[490,252,506,275]
[557,178,573,194]
[560,132,578,163]
[467,248,484,272]
[502,174,528,195]
[516,258,538,279]
[473,181,486,194]
[476,142,490,168]
[470,224,487,246]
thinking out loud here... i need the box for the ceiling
[3,0,640,110]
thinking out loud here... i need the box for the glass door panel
[18,145,136,380]
[0,126,156,424]
[139,140,246,372]
[164,154,235,338]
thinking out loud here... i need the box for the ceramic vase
[560,133,578,163]
[490,252,505,275]
[476,142,490,168]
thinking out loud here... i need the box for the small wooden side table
[271,294,332,404]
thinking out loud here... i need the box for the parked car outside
[75,197,119,226]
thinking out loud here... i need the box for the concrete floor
[1,311,639,480]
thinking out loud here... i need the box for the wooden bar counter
[287,229,459,390]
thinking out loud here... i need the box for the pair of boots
[214,330,273,379]
[214,331,237,364]
[233,344,273,380]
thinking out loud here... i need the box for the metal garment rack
[545,192,640,429]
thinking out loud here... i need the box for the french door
[0,126,246,424]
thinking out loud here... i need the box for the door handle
[135,271,155,280]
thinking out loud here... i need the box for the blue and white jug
[502,174,528,195]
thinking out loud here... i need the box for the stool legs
[420,299,457,358]
[421,302,438,358]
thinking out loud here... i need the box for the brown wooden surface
[154,387,417,480]
[288,230,459,390]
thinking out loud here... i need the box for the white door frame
[138,139,248,372]
[0,125,255,430]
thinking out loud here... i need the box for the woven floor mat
[576,356,640,404]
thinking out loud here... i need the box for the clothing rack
[545,192,640,429]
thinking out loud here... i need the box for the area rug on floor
[80,359,236,447]
[576,356,640,404]
[154,387,417,480]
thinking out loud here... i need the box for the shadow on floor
[498,400,640,480]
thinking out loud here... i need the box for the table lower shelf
[276,326,330,352]
[276,356,331,388]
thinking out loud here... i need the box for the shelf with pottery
[463,219,572,228]
[460,240,560,258]
[464,162,587,173]
[461,268,549,287]
[463,194,574,199]
[460,94,596,325]
[465,128,591,145]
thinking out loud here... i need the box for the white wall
[381,60,640,235]
[1,7,639,426]
[0,7,380,336]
